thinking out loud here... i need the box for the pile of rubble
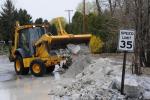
[62,44,92,78]
[50,56,150,100]
[62,54,92,78]
[50,58,124,99]
[50,45,150,100]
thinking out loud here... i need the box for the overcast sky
[11,0,92,22]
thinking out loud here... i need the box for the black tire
[30,59,46,77]
[62,64,68,69]
[46,65,55,73]
[14,55,29,75]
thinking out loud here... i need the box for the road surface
[0,55,69,100]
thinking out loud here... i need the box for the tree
[71,12,83,34]
[35,18,43,24]
[43,19,49,24]
[76,1,98,14]
[50,17,67,34]
[131,0,150,74]
[107,0,117,16]
[43,19,52,33]
[65,23,72,33]
[0,0,17,43]
[0,0,33,43]
[71,0,120,52]
[95,0,102,14]
[17,9,32,25]
[50,24,57,35]
[87,13,119,52]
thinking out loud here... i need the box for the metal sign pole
[121,51,127,94]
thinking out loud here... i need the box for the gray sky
[13,0,87,22]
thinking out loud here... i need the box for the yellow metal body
[32,63,41,74]
[10,19,91,69]
[22,57,62,68]
[23,58,34,68]
[57,18,68,35]
[15,59,21,71]
[10,22,62,68]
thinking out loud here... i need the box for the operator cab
[18,26,46,57]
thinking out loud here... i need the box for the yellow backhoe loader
[9,19,91,77]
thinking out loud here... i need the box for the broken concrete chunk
[143,91,150,100]
[67,44,80,54]
[71,93,80,100]
[114,76,143,98]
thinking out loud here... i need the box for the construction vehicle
[9,19,91,77]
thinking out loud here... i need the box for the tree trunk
[146,0,150,67]
[108,0,113,16]
[95,0,102,15]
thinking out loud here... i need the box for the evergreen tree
[71,12,83,34]
[50,24,57,35]
[43,19,51,33]
[17,9,32,25]
[0,0,33,43]
[0,0,17,43]
[35,18,43,24]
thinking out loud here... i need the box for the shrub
[89,35,104,53]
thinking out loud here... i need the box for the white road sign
[118,30,135,51]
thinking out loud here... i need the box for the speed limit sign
[118,30,135,51]
[118,30,135,94]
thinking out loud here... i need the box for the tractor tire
[30,59,46,77]
[46,65,55,73]
[62,64,68,69]
[14,55,29,75]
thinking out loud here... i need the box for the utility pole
[65,10,73,24]
[83,0,87,33]
[65,10,73,33]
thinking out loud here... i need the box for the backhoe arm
[57,18,68,35]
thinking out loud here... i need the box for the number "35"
[120,41,132,49]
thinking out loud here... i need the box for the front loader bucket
[50,34,91,49]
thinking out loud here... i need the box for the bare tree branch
[96,0,102,14]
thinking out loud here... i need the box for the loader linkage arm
[34,34,52,46]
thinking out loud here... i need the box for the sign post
[121,51,127,94]
[118,30,135,95]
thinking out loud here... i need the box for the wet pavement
[0,55,69,100]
